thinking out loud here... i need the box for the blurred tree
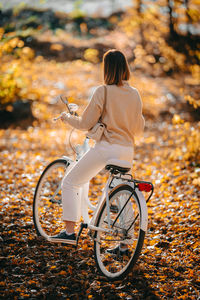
[167,0,177,38]
[167,0,200,37]
[185,0,191,36]
[136,0,142,13]
[136,0,146,47]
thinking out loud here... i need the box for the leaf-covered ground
[0,61,199,299]
[0,11,200,299]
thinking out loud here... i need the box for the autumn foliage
[0,1,200,299]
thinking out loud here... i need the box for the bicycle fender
[134,188,148,232]
[117,182,148,232]
[118,182,147,232]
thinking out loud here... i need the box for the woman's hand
[60,112,70,122]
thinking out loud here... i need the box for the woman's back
[97,82,145,146]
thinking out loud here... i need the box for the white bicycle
[33,97,154,281]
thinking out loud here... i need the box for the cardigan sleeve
[62,86,105,131]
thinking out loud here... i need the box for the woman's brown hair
[103,49,130,86]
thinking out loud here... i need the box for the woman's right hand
[60,112,70,122]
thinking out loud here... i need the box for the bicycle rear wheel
[94,184,145,281]
[33,158,71,238]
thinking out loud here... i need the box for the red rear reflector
[138,183,152,192]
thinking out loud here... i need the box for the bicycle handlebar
[53,115,62,122]
[53,102,79,122]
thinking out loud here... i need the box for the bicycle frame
[60,130,153,242]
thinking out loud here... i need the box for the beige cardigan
[63,81,145,147]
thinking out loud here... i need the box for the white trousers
[61,141,133,222]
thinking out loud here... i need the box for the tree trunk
[185,0,191,37]
[167,0,176,38]
[136,0,145,47]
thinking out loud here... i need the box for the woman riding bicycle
[49,49,145,251]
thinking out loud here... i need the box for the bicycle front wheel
[33,158,71,239]
[94,184,145,281]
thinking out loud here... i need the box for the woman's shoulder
[128,85,139,93]
[93,85,105,95]
[93,83,140,96]
[90,85,106,105]
[128,86,141,98]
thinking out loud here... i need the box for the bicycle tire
[94,184,146,281]
[33,158,71,238]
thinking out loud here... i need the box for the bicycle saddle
[105,159,131,175]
